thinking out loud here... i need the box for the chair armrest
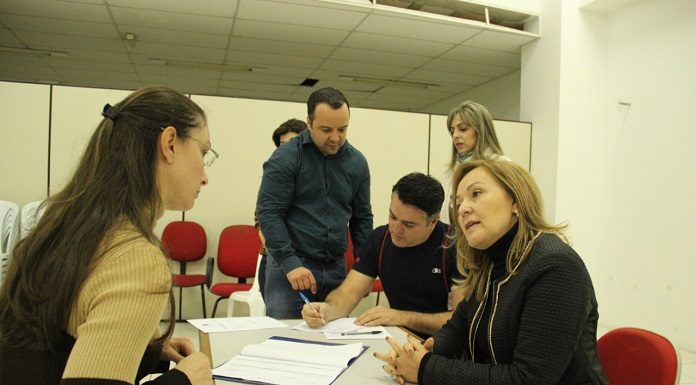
[205,257,215,289]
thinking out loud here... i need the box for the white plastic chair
[21,200,46,239]
[1,201,21,287]
[226,254,266,317]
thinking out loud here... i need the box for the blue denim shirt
[256,130,373,274]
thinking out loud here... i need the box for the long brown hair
[451,160,566,301]
[0,86,206,350]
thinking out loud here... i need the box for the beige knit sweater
[62,224,171,382]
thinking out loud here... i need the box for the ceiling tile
[343,32,454,57]
[405,69,490,87]
[225,51,323,69]
[0,0,111,22]
[463,29,538,53]
[106,0,239,17]
[0,28,22,46]
[319,59,412,78]
[356,13,479,44]
[14,31,126,52]
[0,14,119,38]
[237,0,367,30]
[234,19,349,46]
[110,6,233,35]
[442,45,519,68]
[227,37,334,58]
[129,41,225,62]
[330,47,430,68]
[422,58,514,77]
[135,63,222,81]
[117,26,229,49]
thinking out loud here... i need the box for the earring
[513,210,518,216]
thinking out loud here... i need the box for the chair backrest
[161,221,207,262]
[217,225,261,278]
[598,327,680,385]
[1,201,21,286]
[344,229,355,271]
[21,200,46,239]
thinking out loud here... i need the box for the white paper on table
[324,326,389,340]
[293,317,363,334]
[293,317,387,339]
[187,316,288,333]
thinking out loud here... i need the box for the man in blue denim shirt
[256,87,373,319]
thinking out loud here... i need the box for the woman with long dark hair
[1,86,217,385]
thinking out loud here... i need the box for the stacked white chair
[21,200,46,239]
[1,201,20,287]
[226,254,266,317]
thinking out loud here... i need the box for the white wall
[0,81,530,319]
[595,0,696,350]
[519,0,696,351]
[0,82,49,207]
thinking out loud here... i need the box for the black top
[352,221,457,314]
[418,233,609,385]
[0,331,189,385]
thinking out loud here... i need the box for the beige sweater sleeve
[63,231,171,383]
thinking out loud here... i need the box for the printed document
[212,336,366,385]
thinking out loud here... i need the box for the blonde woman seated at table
[375,159,608,385]
[302,173,462,338]
[0,87,216,385]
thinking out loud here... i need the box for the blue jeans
[264,254,346,319]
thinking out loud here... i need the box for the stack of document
[212,336,367,385]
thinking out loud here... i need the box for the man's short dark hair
[392,172,444,218]
[307,87,350,121]
[272,118,307,147]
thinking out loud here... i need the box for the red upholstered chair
[597,327,680,385]
[206,225,261,317]
[344,231,383,306]
[161,221,208,321]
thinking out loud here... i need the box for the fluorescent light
[148,58,265,73]
[339,75,437,89]
[0,46,69,57]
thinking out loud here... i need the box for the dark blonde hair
[0,86,206,350]
[447,101,504,169]
[451,159,566,301]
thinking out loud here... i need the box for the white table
[198,320,412,385]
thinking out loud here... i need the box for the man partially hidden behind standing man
[257,87,373,319]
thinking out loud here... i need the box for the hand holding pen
[299,292,326,326]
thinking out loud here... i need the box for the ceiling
[0,0,539,115]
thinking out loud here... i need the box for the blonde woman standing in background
[442,101,508,225]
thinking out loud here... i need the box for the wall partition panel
[49,86,131,195]
[347,108,430,226]
[186,95,305,259]
[0,82,50,207]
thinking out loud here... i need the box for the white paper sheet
[293,317,387,339]
[187,316,288,333]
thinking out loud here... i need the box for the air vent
[375,0,534,31]
[300,78,319,87]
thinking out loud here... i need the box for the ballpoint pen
[299,291,326,325]
[341,330,383,336]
